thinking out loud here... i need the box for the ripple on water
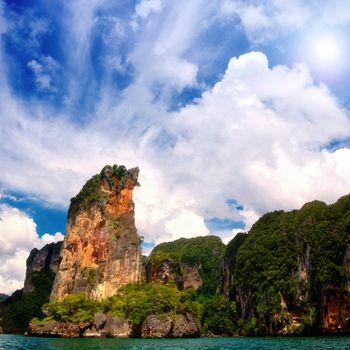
[0,335,350,350]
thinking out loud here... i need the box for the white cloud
[219,0,350,43]
[164,210,209,243]
[41,232,65,245]
[27,56,60,91]
[0,204,63,294]
[166,51,350,220]
[219,0,307,41]
[320,0,350,26]
[135,0,163,19]
[129,0,213,91]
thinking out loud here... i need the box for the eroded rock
[50,165,141,301]
[141,315,173,338]
[28,320,81,337]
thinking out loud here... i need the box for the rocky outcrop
[24,242,62,294]
[28,312,200,338]
[28,313,134,338]
[141,315,173,337]
[50,165,141,301]
[102,315,133,337]
[28,320,83,337]
[83,313,134,338]
[141,313,200,338]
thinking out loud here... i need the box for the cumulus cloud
[0,205,63,294]
[165,52,350,229]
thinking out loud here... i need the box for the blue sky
[1,0,350,293]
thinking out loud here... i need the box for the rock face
[50,165,141,301]
[141,313,200,338]
[23,242,62,294]
[322,290,350,332]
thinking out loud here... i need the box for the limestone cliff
[226,197,350,335]
[50,165,141,301]
[23,242,62,294]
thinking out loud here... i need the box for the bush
[43,293,99,324]
[102,283,200,325]
[200,295,238,335]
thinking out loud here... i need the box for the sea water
[0,335,350,350]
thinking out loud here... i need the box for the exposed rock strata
[51,165,141,301]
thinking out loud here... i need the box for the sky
[0,0,350,294]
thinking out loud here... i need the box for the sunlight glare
[313,35,340,64]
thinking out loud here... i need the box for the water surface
[1,334,350,350]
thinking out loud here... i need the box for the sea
[0,335,350,350]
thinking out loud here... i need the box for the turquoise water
[0,335,350,350]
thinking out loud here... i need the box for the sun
[296,30,347,80]
[312,35,341,65]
